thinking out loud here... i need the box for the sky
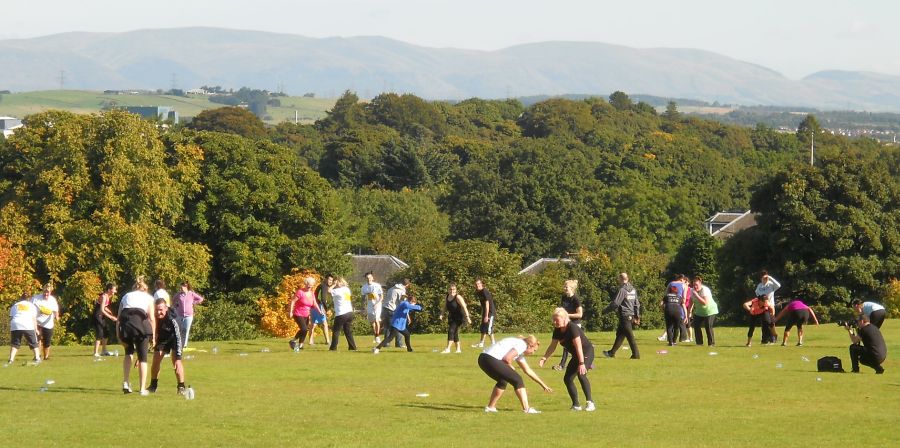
[4,0,899,79]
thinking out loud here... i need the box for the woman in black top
[556,279,583,370]
[539,308,596,411]
[92,283,118,357]
[439,283,471,354]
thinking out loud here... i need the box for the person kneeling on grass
[373,294,422,353]
[846,314,886,374]
[478,335,552,414]
[149,298,187,395]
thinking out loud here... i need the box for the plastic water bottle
[775,363,783,369]
[211,346,218,355]
[185,386,195,400]
[114,349,119,357]
[801,356,810,362]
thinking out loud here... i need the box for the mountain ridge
[2,27,899,111]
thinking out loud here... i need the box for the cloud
[835,19,880,39]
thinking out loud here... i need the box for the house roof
[348,255,409,285]
[518,258,576,275]
[707,210,758,239]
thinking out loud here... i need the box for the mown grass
[1,323,896,447]
[0,90,334,124]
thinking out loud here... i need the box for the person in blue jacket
[373,294,422,353]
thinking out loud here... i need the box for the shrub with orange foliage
[0,235,40,306]
[257,269,321,337]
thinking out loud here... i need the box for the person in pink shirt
[172,282,204,348]
[289,277,317,351]
[774,298,819,346]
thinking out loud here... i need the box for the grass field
[0,90,335,124]
[1,324,896,447]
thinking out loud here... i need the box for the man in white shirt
[31,283,60,361]
[8,294,41,365]
[361,272,384,344]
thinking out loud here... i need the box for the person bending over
[540,308,596,411]
[851,299,886,329]
[149,298,187,395]
[478,335,552,414]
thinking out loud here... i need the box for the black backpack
[817,356,844,372]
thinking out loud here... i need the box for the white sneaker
[585,401,596,412]
[441,348,451,354]
[455,349,462,354]
[484,406,498,413]
[372,348,380,354]
[139,389,150,396]
[657,335,667,342]
[123,382,132,394]
[571,405,583,411]
[523,407,541,414]
[375,336,381,344]
[471,342,484,348]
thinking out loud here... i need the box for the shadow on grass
[0,385,120,395]
[399,402,482,411]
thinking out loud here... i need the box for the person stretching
[540,308,596,411]
[478,335,552,413]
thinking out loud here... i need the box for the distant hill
[2,27,900,111]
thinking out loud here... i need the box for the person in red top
[289,277,317,351]
[743,295,775,347]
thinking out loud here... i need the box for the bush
[190,301,262,341]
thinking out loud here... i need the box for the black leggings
[447,319,463,343]
[330,313,357,350]
[293,315,309,341]
[692,314,716,346]
[478,353,524,390]
[609,317,639,357]
[869,309,886,329]
[664,305,683,344]
[377,327,412,351]
[747,313,772,342]
[563,344,594,406]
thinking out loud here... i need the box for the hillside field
[0,90,335,124]
[1,324,896,447]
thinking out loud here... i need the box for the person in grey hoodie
[602,273,641,359]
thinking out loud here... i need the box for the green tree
[742,152,900,310]
[168,130,352,291]
[0,110,211,336]
[188,107,268,139]
[609,91,634,110]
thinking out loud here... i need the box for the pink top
[785,300,810,311]
[174,290,204,317]
[293,288,316,317]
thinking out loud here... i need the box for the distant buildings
[518,258,576,276]
[125,106,179,124]
[348,255,409,285]
[0,116,23,138]
[704,210,758,239]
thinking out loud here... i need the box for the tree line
[1,91,897,342]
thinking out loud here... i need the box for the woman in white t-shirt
[117,277,156,396]
[8,293,41,365]
[477,335,552,414]
[31,283,60,360]
[329,277,357,351]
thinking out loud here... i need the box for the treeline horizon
[1,91,897,343]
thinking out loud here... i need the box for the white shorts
[366,302,382,323]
